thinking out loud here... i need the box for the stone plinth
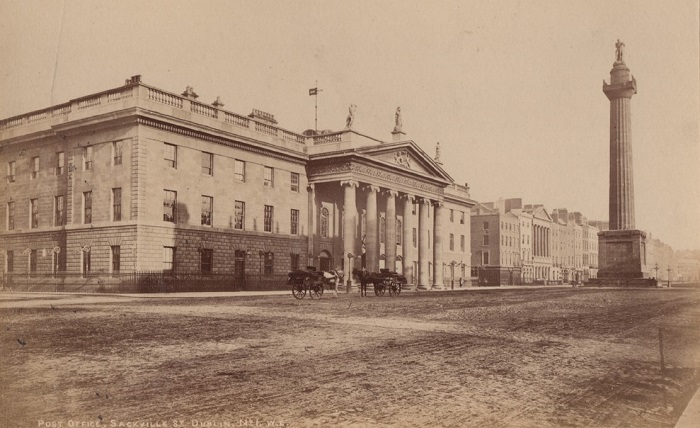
[597,229,648,279]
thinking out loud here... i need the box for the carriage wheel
[388,282,399,297]
[375,283,386,297]
[309,283,323,299]
[292,282,306,299]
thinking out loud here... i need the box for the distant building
[470,202,522,285]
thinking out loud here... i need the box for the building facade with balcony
[0,76,474,290]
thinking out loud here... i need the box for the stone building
[470,201,522,285]
[0,76,474,290]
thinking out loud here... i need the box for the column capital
[307,183,315,192]
[418,197,432,206]
[363,184,380,193]
[399,193,414,202]
[340,180,359,188]
[383,189,399,197]
[432,200,445,208]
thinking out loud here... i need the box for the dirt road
[1,288,699,427]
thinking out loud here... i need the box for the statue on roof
[615,39,625,63]
[393,107,402,132]
[345,104,356,129]
[435,142,442,164]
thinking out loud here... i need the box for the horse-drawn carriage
[353,268,407,297]
[287,267,339,299]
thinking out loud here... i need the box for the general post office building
[0,76,474,290]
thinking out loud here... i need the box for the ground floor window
[290,253,299,271]
[163,246,175,272]
[264,252,274,275]
[200,249,213,273]
[82,250,91,276]
[111,246,121,274]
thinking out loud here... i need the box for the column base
[597,229,648,279]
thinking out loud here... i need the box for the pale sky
[1,0,698,250]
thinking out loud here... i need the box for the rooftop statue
[345,104,356,129]
[393,107,402,132]
[435,142,442,163]
[615,39,625,63]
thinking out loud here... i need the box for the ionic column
[307,183,316,267]
[433,201,445,289]
[341,180,358,291]
[418,198,431,289]
[385,190,397,272]
[402,194,414,287]
[365,185,380,273]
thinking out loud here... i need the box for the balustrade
[77,95,101,109]
[255,121,278,136]
[107,88,133,103]
[190,101,218,118]
[147,88,183,108]
[224,112,250,128]
[313,133,342,144]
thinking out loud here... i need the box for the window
[163,246,175,272]
[30,249,37,273]
[290,253,300,271]
[83,192,92,224]
[6,250,13,272]
[234,201,245,230]
[379,217,385,244]
[201,152,213,175]
[201,196,213,226]
[111,246,121,274]
[113,141,123,165]
[82,250,91,276]
[264,205,274,232]
[412,202,416,215]
[290,172,299,192]
[163,190,176,222]
[483,235,490,246]
[483,252,490,265]
[31,157,39,179]
[56,152,65,175]
[234,160,245,181]
[460,211,465,224]
[264,166,274,187]
[264,252,274,274]
[30,199,39,228]
[412,228,417,248]
[7,202,15,230]
[7,161,16,182]
[449,234,454,251]
[55,195,64,226]
[200,249,213,273]
[112,188,122,221]
[290,209,299,235]
[450,209,454,223]
[460,235,465,252]
[83,146,93,170]
[483,221,489,230]
[396,220,402,245]
[319,207,329,238]
[164,143,177,168]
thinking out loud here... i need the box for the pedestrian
[333,266,343,298]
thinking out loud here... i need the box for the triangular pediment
[355,141,452,183]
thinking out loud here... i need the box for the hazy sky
[1,0,698,250]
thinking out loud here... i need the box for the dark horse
[352,268,369,297]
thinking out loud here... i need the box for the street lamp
[259,250,265,288]
[667,266,672,288]
[347,253,354,293]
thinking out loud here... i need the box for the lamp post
[259,250,264,288]
[667,266,672,288]
[347,253,354,293]
[654,263,659,282]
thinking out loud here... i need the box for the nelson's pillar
[597,40,649,283]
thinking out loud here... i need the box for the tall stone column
[307,184,316,267]
[402,194,414,287]
[365,185,379,273]
[418,198,431,289]
[341,180,358,290]
[433,202,445,289]
[385,190,397,272]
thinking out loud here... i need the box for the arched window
[379,217,386,244]
[396,219,402,245]
[320,207,329,238]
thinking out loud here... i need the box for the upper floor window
[449,233,454,251]
[396,219,402,245]
[290,172,299,192]
[290,209,299,235]
[55,195,65,226]
[264,166,274,187]
[234,201,245,230]
[460,211,465,224]
[31,157,39,179]
[163,190,176,222]
[483,235,490,246]
[450,209,454,223]
[56,152,64,175]
[83,146,93,170]
[460,235,465,252]
[112,188,122,221]
[83,191,92,224]
[113,141,123,165]
[264,205,274,232]
[320,207,329,238]
[201,196,213,226]
[201,152,213,175]
[483,221,489,230]
[234,160,245,181]
[164,143,177,168]
[6,202,15,230]
[7,161,16,183]
[30,199,39,228]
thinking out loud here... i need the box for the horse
[352,268,369,297]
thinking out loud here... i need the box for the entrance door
[234,250,246,286]
[319,250,332,272]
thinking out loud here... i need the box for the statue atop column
[345,104,357,129]
[615,39,625,64]
[393,107,402,132]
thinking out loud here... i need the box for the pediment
[355,141,452,183]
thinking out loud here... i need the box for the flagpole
[314,80,318,132]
